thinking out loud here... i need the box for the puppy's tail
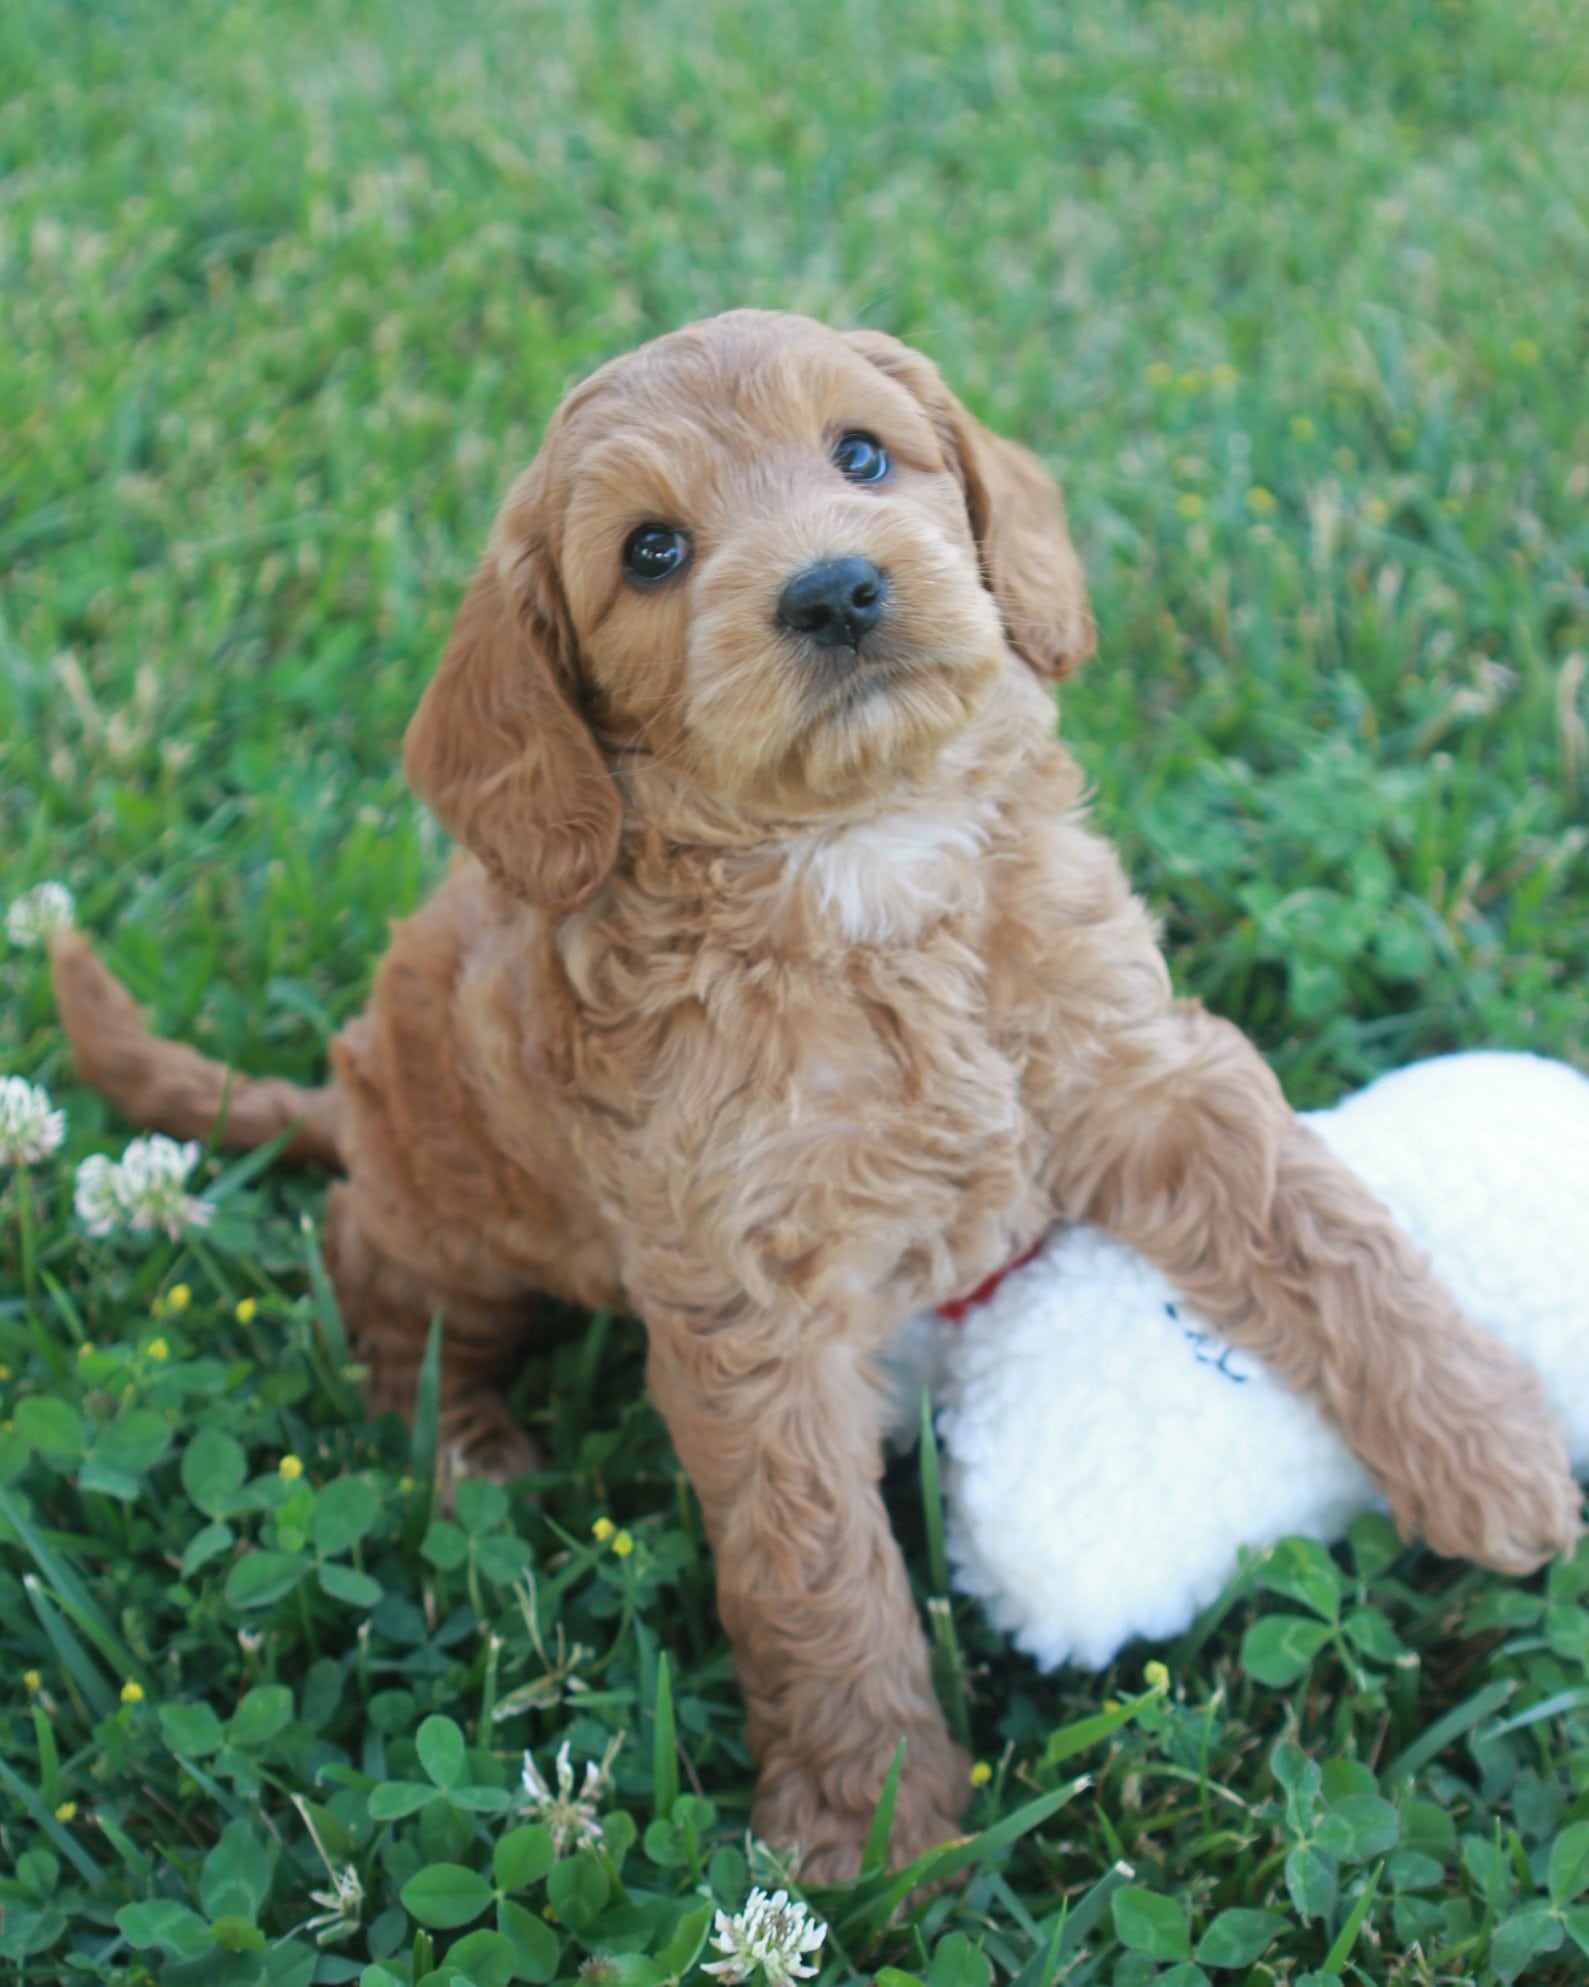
[51,931,342,1169]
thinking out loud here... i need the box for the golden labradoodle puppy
[54,309,1581,1879]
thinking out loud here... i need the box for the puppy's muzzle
[776,556,889,652]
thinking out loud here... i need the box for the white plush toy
[889,1053,1589,1672]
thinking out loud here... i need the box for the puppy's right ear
[404,526,620,909]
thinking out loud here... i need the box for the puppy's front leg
[643,1309,968,1881]
[1047,1004,1581,1572]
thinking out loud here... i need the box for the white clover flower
[290,1791,364,1947]
[73,1135,211,1240]
[306,1864,364,1945]
[744,1831,802,1891]
[703,1888,828,1987]
[518,1735,619,1853]
[6,882,76,949]
[117,1135,211,1237]
[0,1077,66,1166]
[74,1154,124,1235]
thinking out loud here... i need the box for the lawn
[2,0,1588,1981]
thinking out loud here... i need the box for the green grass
[2,0,1588,1981]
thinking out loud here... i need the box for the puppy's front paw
[1384,1364,1582,1575]
[755,1728,969,1883]
[789,1796,965,1889]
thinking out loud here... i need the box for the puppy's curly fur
[53,310,1581,1879]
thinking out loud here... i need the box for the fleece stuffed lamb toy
[889,1053,1589,1671]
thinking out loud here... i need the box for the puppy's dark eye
[832,431,890,484]
[622,524,691,585]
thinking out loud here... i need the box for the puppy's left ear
[846,329,1095,678]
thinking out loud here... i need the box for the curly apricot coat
[53,310,1581,1879]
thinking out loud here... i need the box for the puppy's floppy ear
[404,510,620,909]
[846,329,1095,678]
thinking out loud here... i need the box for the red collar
[937,1235,1045,1321]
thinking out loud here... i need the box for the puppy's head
[405,311,1093,907]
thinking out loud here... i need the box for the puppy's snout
[776,556,888,651]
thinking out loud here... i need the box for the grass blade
[1321,1861,1384,1974]
[1044,1686,1163,1770]
[1051,1861,1136,1964]
[928,1597,973,1751]
[42,1269,91,1361]
[0,1483,144,1681]
[402,1314,444,1557]
[25,1567,147,1702]
[859,1739,907,1879]
[915,1373,968,1757]
[24,1577,117,1720]
[570,1308,614,1428]
[652,1650,679,1821]
[1007,1905,1069,1987]
[300,1209,351,1369]
[203,1118,305,1198]
[32,1704,61,1810]
[166,1749,256,1831]
[830,1777,1090,1938]
[918,1386,949,1598]
[0,1756,103,1883]
[94,1808,153,1884]
[1481,1686,1589,1739]
[1382,1678,1516,1783]
[412,1315,442,1476]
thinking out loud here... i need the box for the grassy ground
[2,0,1588,1981]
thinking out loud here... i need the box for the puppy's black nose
[776,556,888,650]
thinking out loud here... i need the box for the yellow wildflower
[150,1294,166,1319]
[24,1669,42,1693]
[166,1284,191,1313]
[612,1529,635,1558]
[1333,446,1357,473]
[120,1680,144,1706]
[1175,492,1205,520]
[1245,486,1277,516]
[969,1760,993,1787]
[592,1516,616,1543]
[145,1337,170,1362]
[1177,368,1207,393]
[397,1474,414,1494]
[1511,337,1540,366]
[235,1297,258,1323]
[54,1800,77,1822]
[279,1453,304,1482]
[1363,497,1389,525]
[1289,415,1317,442]
[0,1363,10,1381]
[1211,362,1238,390]
[1144,1660,1171,1693]
[1144,361,1173,388]
[77,1343,93,1361]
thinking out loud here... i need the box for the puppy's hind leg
[324,1182,542,1483]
